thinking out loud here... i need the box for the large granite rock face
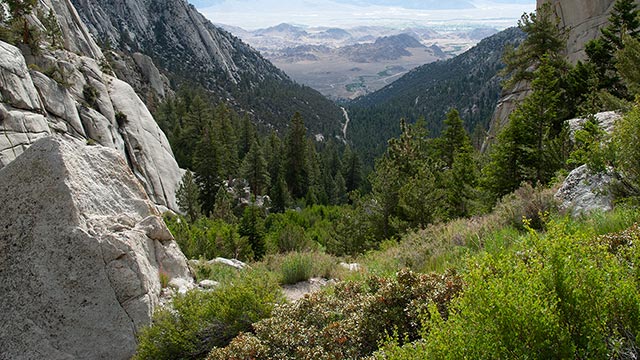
[541,0,623,63]
[0,23,182,210]
[0,136,192,360]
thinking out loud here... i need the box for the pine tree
[239,204,266,260]
[240,138,270,196]
[269,164,291,213]
[586,0,640,98]
[436,109,472,168]
[213,103,239,180]
[176,170,201,223]
[502,3,566,88]
[212,186,237,223]
[5,0,37,44]
[285,112,309,199]
[193,126,221,215]
[484,55,566,198]
[342,145,363,193]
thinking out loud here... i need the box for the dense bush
[165,214,253,261]
[134,269,283,360]
[261,251,342,285]
[374,215,640,359]
[207,269,464,359]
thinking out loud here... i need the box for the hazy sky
[192,0,537,30]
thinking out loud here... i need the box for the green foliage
[612,104,640,200]
[347,28,525,165]
[239,205,266,260]
[134,269,283,360]
[284,112,309,199]
[207,270,464,360]
[165,214,253,261]
[82,84,99,110]
[616,34,640,97]
[239,138,269,196]
[568,115,611,173]
[278,252,314,285]
[0,0,38,49]
[586,0,640,99]
[493,182,559,231]
[261,251,341,284]
[176,170,202,223]
[484,55,569,198]
[501,3,567,88]
[377,217,640,359]
[40,8,62,48]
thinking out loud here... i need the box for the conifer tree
[586,0,640,98]
[342,145,363,193]
[484,55,566,198]
[285,112,309,199]
[239,204,266,260]
[240,138,270,196]
[193,127,221,215]
[502,3,566,88]
[212,186,237,223]
[176,170,201,223]
[436,109,472,168]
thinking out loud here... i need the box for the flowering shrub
[207,269,463,359]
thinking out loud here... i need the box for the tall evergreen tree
[502,3,566,88]
[193,126,221,215]
[239,204,266,260]
[586,0,640,98]
[484,55,566,198]
[176,170,201,223]
[240,138,270,196]
[285,112,309,199]
[435,109,472,168]
[342,145,363,193]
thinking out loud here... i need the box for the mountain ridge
[70,0,344,136]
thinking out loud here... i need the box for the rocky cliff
[0,136,192,360]
[0,0,182,211]
[69,0,344,136]
[541,0,622,63]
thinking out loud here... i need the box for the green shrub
[279,252,313,285]
[189,260,241,284]
[83,84,99,109]
[612,104,640,201]
[375,217,640,359]
[134,269,283,360]
[207,269,464,360]
[494,182,559,230]
[164,215,253,261]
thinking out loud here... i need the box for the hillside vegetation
[135,1,640,359]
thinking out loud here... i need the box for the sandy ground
[282,277,337,302]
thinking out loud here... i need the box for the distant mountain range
[220,22,498,99]
[346,27,526,163]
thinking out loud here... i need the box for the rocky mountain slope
[69,0,344,136]
[346,27,525,161]
[0,1,196,357]
[0,0,182,211]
